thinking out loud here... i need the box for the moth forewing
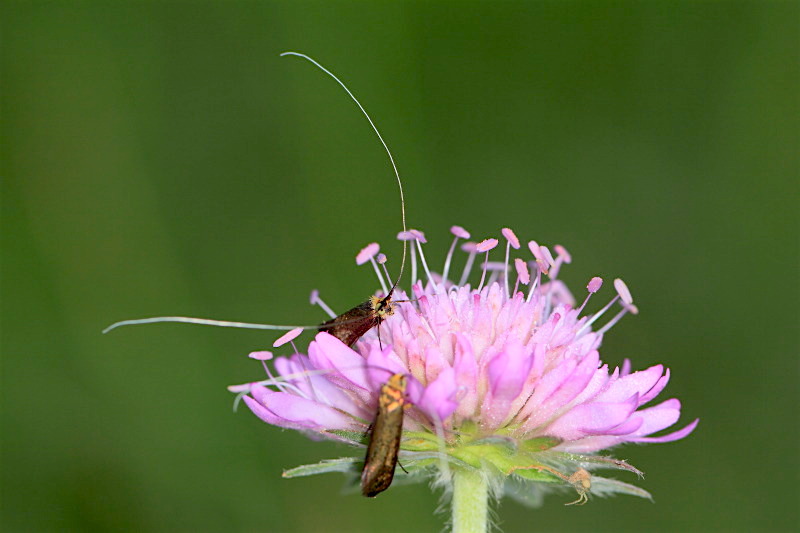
[361,373,407,497]
[320,294,395,347]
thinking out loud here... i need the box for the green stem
[451,468,489,533]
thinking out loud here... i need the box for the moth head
[370,295,396,320]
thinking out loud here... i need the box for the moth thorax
[378,373,407,410]
[370,295,395,319]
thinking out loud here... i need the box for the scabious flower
[230,226,697,532]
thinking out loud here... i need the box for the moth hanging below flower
[361,372,407,497]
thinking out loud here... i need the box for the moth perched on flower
[230,227,697,519]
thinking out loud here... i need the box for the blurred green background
[2,2,797,532]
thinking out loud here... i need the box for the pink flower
[230,226,697,505]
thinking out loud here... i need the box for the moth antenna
[102,316,320,334]
[280,52,407,294]
[102,306,412,335]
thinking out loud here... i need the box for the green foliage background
[2,2,797,532]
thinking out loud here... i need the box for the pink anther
[273,327,303,348]
[539,245,556,269]
[528,240,545,262]
[515,258,530,285]
[248,350,273,361]
[461,241,478,253]
[501,228,521,249]
[613,278,634,305]
[554,244,572,263]
[450,225,471,239]
[356,243,380,265]
[587,277,603,293]
[409,229,427,243]
[476,238,499,252]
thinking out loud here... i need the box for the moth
[319,293,396,347]
[361,373,407,497]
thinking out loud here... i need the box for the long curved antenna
[281,51,407,292]
[102,316,312,334]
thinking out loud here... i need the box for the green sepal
[589,476,653,500]
[282,457,361,478]
[401,430,443,451]
[324,429,368,445]
[520,437,561,452]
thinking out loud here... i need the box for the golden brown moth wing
[319,295,395,347]
[361,373,406,497]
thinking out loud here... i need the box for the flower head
[230,226,697,506]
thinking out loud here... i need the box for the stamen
[554,244,572,263]
[577,294,620,335]
[458,241,478,287]
[526,261,542,303]
[398,231,418,287]
[451,225,471,239]
[310,290,337,319]
[613,278,634,306]
[577,277,603,314]
[356,242,380,265]
[501,228,521,297]
[476,238,499,291]
[528,240,549,275]
[587,276,603,293]
[369,257,389,295]
[377,253,393,287]
[273,327,303,348]
[357,242,388,295]
[596,306,631,335]
[514,258,531,285]
[549,244,571,279]
[513,257,529,295]
[442,225,471,287]
[248,350,304,397]
[410,230,438,293]
[539,245,556,275]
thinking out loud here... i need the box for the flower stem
[451,468,489,533]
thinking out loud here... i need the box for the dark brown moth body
[319,293,395,347]
[361,373,407,497]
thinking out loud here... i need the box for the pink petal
[245,386,357,430]
[308,332,370,390]
[597,365,665,403]
[544,395,639,441]
[417,367,459,423]
[523,350,600,428]
[630,418,699,443]
[483,341,534,428]
[627,398,683,437]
